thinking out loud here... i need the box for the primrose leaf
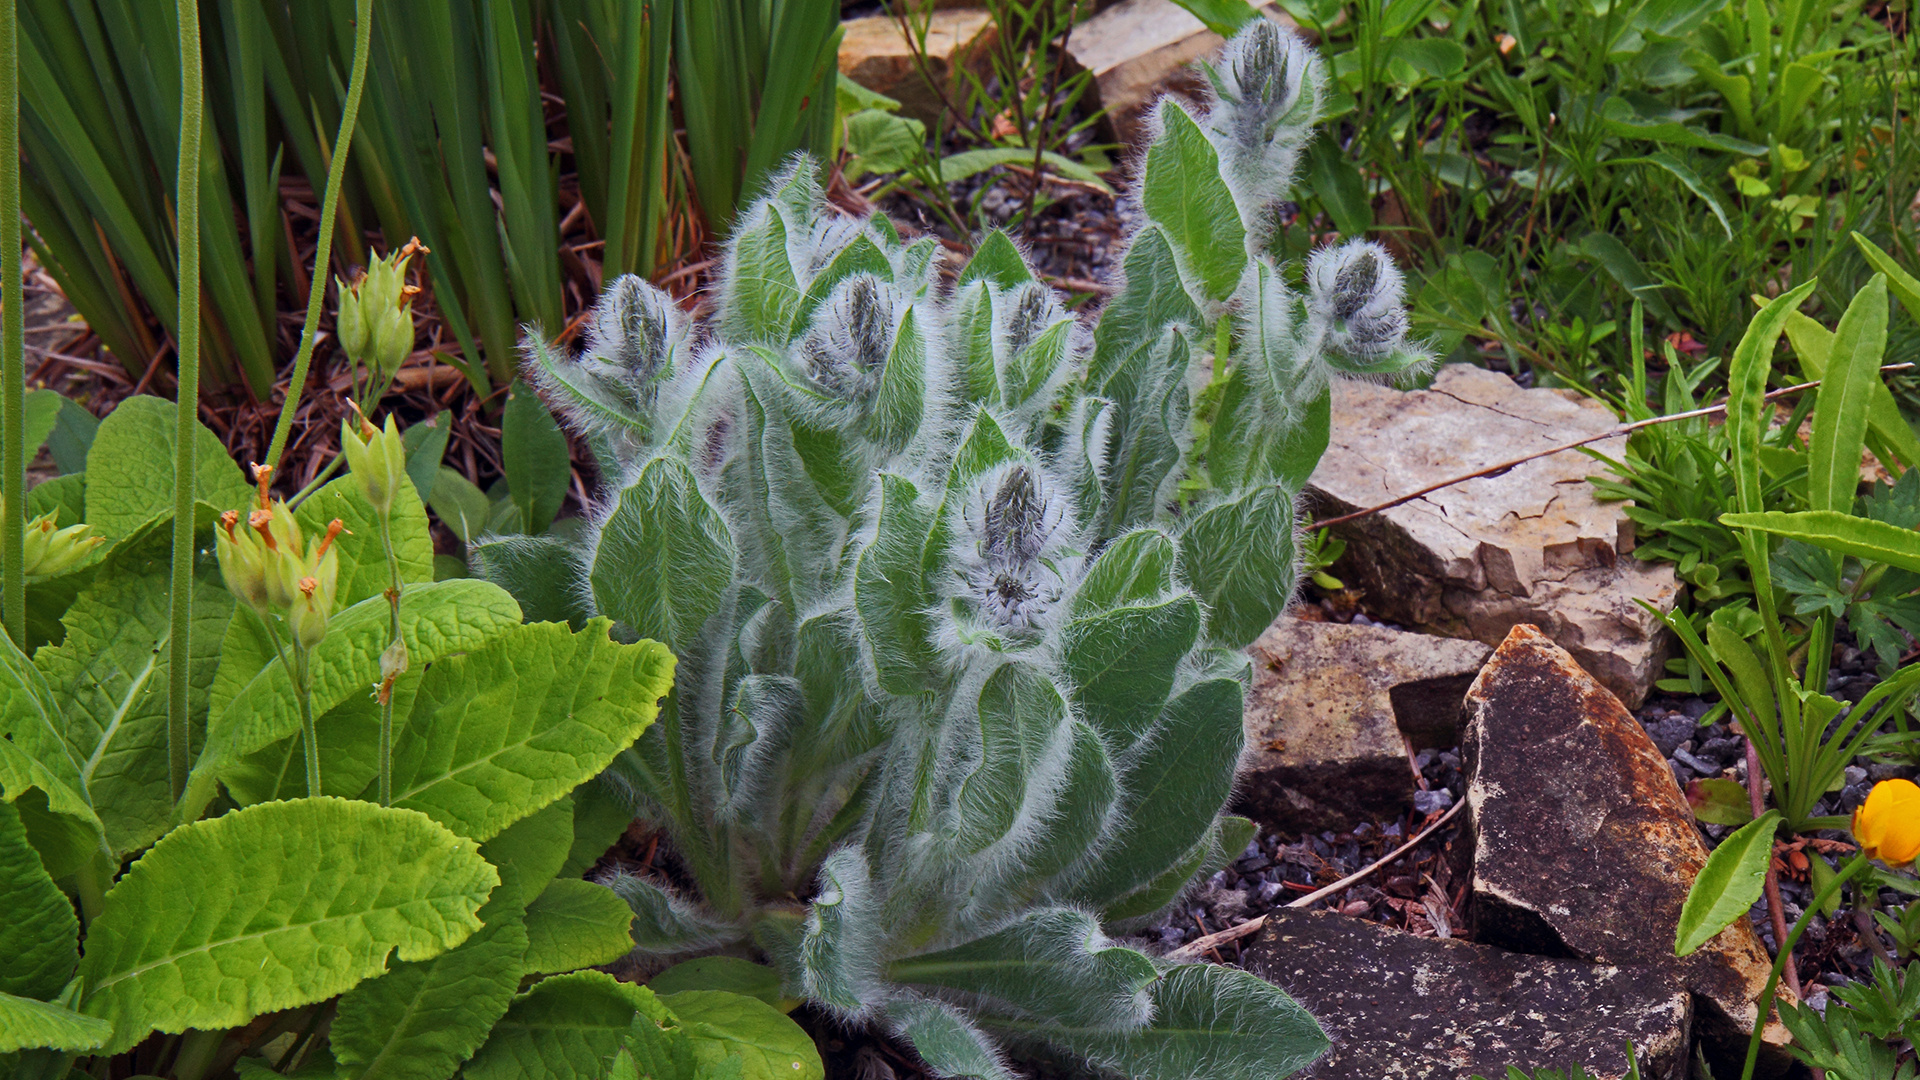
[0,991,113,1053]
[1675,810,1780,956]
[520,878,636,975]
[464,971,669,1080]
[0,799,78,1000]
[77,798,498,1054]
[81,395,252,546]
[292,474,435,606]
[658,990,825,1080]
[331,915,529,1080]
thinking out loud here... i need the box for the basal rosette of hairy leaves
[489,19,1429,1080]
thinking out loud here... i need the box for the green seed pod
[335,239,425,381]
[21,510,102,578]
[340,407,408,515]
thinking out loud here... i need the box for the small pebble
[1413,788,1454,814]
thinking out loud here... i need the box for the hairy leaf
[890,908,1155,1029]
[1142,104,1244,301]
[885,997,1016,1080]
[591,456,735,652]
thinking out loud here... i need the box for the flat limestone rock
[1462,625,1791,1076]
[1239,617,1489,833]
[1062,0,1290,144]
[1242,908,1691,1080]
[1307,364,1679,707]
[839,10,996,125]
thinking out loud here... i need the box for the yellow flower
[1852,779,1920,867]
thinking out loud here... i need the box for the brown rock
[1062,0,1291,145]
[1462,624,1791,1076]
[1308,364,1680,706]
[838,10,996,126]
[1238,618,1489,833]
[1242,908,1692,1080]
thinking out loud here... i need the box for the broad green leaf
[866,307,927,453]
[1722,511,1920,574]
[389,620,675,842]
[883,997,1016,1080]
[292,474,435,606]
[1079,678,1243,908]
[1063,596,1201,749]
[591,456,735,654]
[464,971,666,1080]
[1852,232,1920,325]
[956,664,1070,853]
[401,411,453,505]
[478,798,576,911]
[657,990,824,1080]
[1784,309,1920,472]
[956,230,1033,290]
[2,388,63,461]
[648,958,788,1012]
[191,580,523,814]
[1142,104,1245,301]
[1807,276,1888,515]
[31,530,232,855]
[0,991,112,1054]
[429,467,492,545]
[0,735,107,881]
[562,781,633,879]
[77,798,498,1054]
[503,379,574,535]
[1179,485,1296,648]
[521,878,636,975]
[794,849,883,1014]
[720,202,801,345]
[47,396,98,476]
[933,149,1111,193]
[0,800,77,1001]
[1074,529,1179,616]
[1022,964,1327,1080]
[890,909,1155,1030]
[1687,777,1755,827]
[1675,810,1780,956]
[331,916,529,1080]
[1617,153,1731,240]
[1303,139,1370,236]
[1017,721,1118,886]
[81,395,252,545]
[854,474,936,694]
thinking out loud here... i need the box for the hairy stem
[1,0,22,646]
[167,0,206,803]
[263,0,375,475]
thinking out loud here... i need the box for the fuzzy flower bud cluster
[335,238,426,381]
[20,509,102,577]
[950,463,1075,638]
[216,466,344,648]
[1306,239,1414,368]
[339,402,408,515]
[802,274,903,403]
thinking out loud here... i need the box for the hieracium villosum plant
[508,20,1427,1079]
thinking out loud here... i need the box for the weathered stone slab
[1242,908,1691,1080]
[1462,624,1791,1076]
[1308,364,1679,706]
[839,10,995,126]
[1239,617,1489,833]
[1062,0,1290,144]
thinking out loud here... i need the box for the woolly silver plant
[510,18,1426,1080]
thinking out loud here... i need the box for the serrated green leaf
[1675,810,1780,956]
[389,620,674,842]
[0,800,77,1001]
[292,475,435,607]
[1063,595,1201,749]
[1807,276,1888,516]
[81,395,252,545]
[1179,485,1296,649]
[1722,511,1920,574]
[504,379,574,536]
[657,991,824,1080]
[77,798,498,1054]
[591,456,735,654]
[521,878,636,975]
[331,915,529,1080]
[464,971,666,1080]
[31,530,232,855]
[0,991,112,1054]
[1142,104,1244,301]
[890,908,1154,1030]
[648,958,788,1012]
[192,580,524,813]
[1018,964,1327,1080]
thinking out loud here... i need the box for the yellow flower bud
[20,510,103,578]
[340,402,409,514]
[1852,779,1920,867]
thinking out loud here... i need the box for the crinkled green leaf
[77,798,498,1054]
[0,800,78,1001]
[657,990,824,1080]
[0,991,112,1053]
[956,663,1070,852]
[479,798,576,911]
[464,971,665,1080]
[521,878,636,976]
[331,915,529,1080]
[81,395,252,545]
[293,474,435,606]
[389,620,674,842]
[0,735,107,881]
[1676,810,1780,956]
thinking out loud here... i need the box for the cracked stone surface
[1308,363,1679,706]
[1238,617,1490,833]
[1243,908,1692,1080]
[838,10,995,126]
[1063,0,1291,144]
[1462,625,1792,1077]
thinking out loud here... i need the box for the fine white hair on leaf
[940,460,1083,646]
[801,273,907,404]
[1196,19,1327,240]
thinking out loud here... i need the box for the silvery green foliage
[513,20,1424,1080]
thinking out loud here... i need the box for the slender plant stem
[170,1029,225,1080]
[377,508,401,806]
[1743,734,1804,1001]
[292,644,320,797]
[1742,853,1870,1080]
[0,0,22,646]
[263,0,374,475]
[167,0,205,803]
